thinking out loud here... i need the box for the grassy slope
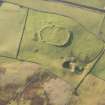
[0,57,80,105]
[1,2,105,104]
[16,10,104,87]
[18,10,104,68]
[0,57,105,104]
[0,57,40,103]
[69,74,105,105]
[5,1,105,82]
[91,17,105,80]
[8,0,105,81]
[7,0,105,9]
[0,3,27,57]
[0,57,40,87]
[6,0,104,34]
[92,50,105,80]
[1,0,105,83]
[65,0,105,9]
[0,0,104,89]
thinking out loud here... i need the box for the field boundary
[1,0,105,92]
[16,8,29,59]
[4,0,105,14]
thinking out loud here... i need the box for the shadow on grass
[0,0,4,7]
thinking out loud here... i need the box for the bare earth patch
[43,78,73,105]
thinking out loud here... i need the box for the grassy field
[1,1,105,83]
[64,0,105,9]
[67,74,105,105]
[0,3,27,57]
[1,1,105,105]
[0,0,104,90]
[6,0,104,34]
[0,57,41,104]
[0,56,105,105]
[0,58,40,87]
[7,0,105,10]
[91,18,105,80]
[91,51,105,80]
[18,10,104,71]
[0,57,75,105]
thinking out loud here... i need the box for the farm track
[74,48,105,93]
[47,0,105,13]
[1,0,105,92]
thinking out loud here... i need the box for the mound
[40,25,71,46]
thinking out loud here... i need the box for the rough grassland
[6,0,104,34]
[6,0,105,10]
[92,51,105,80]
[18,10,104,70]
[64,0,105,9]
[0,3,27,57]
[91,19,105,80]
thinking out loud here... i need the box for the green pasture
[92,50,105,80]
[92,44,105,80]
[65,0,105,9]
[18,10,104,71]
[0,3,27,57]
[90,18,105,81]
[1,1,104,81]
[7,0,105,10]
[6,0,104,35]
[0,56,39,104]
